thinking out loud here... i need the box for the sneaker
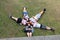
[9,13,12,18]
[23,7,27,10]
[51,28,55,32]
[43,8,46,12]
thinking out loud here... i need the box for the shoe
[23,7,27,10]
[43,8,46,12]
[9,13,12,18]
[51,28,55,32]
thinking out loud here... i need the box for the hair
[28,26,31,28]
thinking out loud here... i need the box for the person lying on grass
[24,23,33,37]
[27,20,55,32]
[9,7,29,26]
[23,7,55,32]
[9,7,45,26]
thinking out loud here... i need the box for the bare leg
[11,16,18,21]
[23,7,29,20]
[33,8,46,21]
[9,15,18,22]
[29,32,32,37]
[23,7,28,17]
[39,8,46,15]
[39,11,44,15]
[23,7,27,12]
[27,32,30,37]
[46,26,55,32]
[9,13,18,21]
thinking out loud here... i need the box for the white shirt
[30,17,36,23]
[22,19,27,25]
[24,15,29,20]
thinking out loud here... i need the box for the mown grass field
[0,0,60,38]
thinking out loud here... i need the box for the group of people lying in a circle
[9,7,55,37]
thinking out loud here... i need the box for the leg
[29,32,32,37]
[39,8,46,16]
[9,13,22,24]
[27,32,30,37]
[40,24,55,32]
[23,7,28,16]
[33,8,46,21]
[9,13,19,22]
[45,26,55,32]
[23,7,29,20]
[10,16,18,22]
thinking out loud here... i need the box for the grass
[0,0,60,38]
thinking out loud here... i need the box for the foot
[43,8,46,11]
[51,28,55,32]
[43,8,46,13]
[23,7,27,10]
[9,13,12,18]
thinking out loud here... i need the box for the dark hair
[28,26,31,28]
[27,19,30,22]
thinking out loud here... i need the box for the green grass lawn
[0,0,60,38]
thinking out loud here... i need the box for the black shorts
[26,30,32,33]
[16,18,22,23]
[40,24,46,29]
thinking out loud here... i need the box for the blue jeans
[23,12,29,19]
